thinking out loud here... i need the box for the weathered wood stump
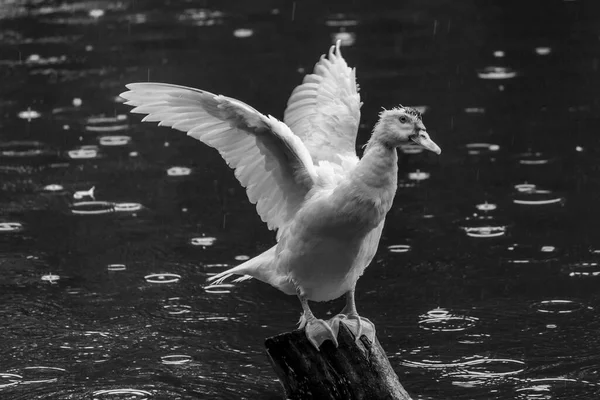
[265,323,413,400]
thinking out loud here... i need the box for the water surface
[1,0,600,399]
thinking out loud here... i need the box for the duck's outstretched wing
[121,83,317,233]
[284,40,361,168]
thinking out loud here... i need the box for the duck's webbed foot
[304,317,338,349]
[296,285,339,350]
[328,313,376,344]
[328,288,376,344]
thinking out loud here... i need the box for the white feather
[284,40,361,170]
[121,82,317,233]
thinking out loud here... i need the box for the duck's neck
[346,138,398,222]
[356,138,398,193]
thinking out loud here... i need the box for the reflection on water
[1,0,600,399]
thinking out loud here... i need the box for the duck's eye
[398,116,409,124]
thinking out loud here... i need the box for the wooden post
[265,323,413,400]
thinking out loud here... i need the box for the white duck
[120,41,440,350]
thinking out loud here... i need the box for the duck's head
[374,107,441,154]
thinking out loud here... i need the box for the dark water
[2,0,600,399]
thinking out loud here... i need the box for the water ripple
[515,377,600,399]
[531,299,589,314]
[92,388,153,399]
[418,308,479,332]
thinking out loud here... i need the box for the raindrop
[462,224,506,238]
[164,303,192,315]
[89,9,105,18]
[426,308,450,318]
[513,188,562,205]
[92,389,152,399]
[418,308,478,332]
[532,299,586,314]
[87,115,127,124]
[563,262,600,277]
[493,50,505,58]
[98,136,131,146]
[0,222,23,232]
[514,183,536,192]
[464,142,500,155]
[68,148,98,159]
[43,184,64,192]
[534,46,552,55]
[41,274,60,283]
[144,273,181,284]
[575,145,584,152]
[233,28,254,38]
[167,166,192,176]
[71,201,114,215]
[114,202,143,212]
[388,244,411,253]
[86,114,129,132]
[191,237,217,246]
[234,255,250,261]
[86,124,129,133]
[477,66,517,80]
[161,354,192,365]
[205,283,234,294]
[408,170,430,181]
[517,151,552,165]
[72,98,82,107]
[476,202,497,211]
[205,263,229,268]
[107,264,126,271]
[18,108,41,120]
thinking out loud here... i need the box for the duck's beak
[411,131,441,155]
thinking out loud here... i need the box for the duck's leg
[296,286,339,350]
[329,288,376,343]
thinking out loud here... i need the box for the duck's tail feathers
[206,266,247,286]
[205,246,276,287]
[232,274,253,283]
[207,271,236,286]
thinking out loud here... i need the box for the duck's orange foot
[328,313,376,344]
